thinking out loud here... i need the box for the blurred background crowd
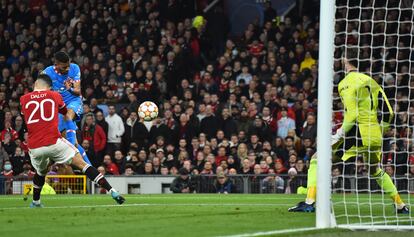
[0,0,413,194]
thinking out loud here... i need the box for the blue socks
[65,120,92,166]
[77,145,92,166]
[65,120,77,145]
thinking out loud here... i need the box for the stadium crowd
[0,0,413,194]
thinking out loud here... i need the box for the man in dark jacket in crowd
[149,118,174,145]
[173,113,197,145]
[200,105,219,139]
[123,111,149,151]
[219,108,237,139]
[170,168,195,193]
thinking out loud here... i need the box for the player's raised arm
[67,64,81,96]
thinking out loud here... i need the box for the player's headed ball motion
[20,74,125,208]
[138,101,158,121]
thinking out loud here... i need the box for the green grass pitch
[0,194,413,237]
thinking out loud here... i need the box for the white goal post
[316,0,335,229]
[317,0,414,230]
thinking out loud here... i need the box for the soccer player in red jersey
[20,74,125,207]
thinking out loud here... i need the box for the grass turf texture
[0,194,413,237]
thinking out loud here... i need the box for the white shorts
[29,138,79,176]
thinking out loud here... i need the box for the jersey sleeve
[69,64,81,81]
[41,66,51,76]
[339,76,358,133]
[53,92,67,115]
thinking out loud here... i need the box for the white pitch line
[0,196,307,201]
[1,195,407,201]
[0,203,292,210]
[217,227,320,237]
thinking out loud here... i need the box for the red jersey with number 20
[20,90,67,149]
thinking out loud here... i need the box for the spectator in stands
[123,111,148,151]
[13,116,25,140]
[114,150,126,174]
[331,166,350,192]
[275,159,287,175]
[277,108,296,138]
[173,113,197,145]
[105,105,125,155]
[301,113,317,140]
[2,160,13,194]
[144,162,154,175]
[200,105,220,139]
[194,151,205,172]
[95,111,109,135]
[263,168,285,193]
[103,154,120,176]
[219,108,237,139]
[19,161,35,178]
[81,113,107,166]
[170,168,194,193]
[215,146,227,167]
[237,143,248,161]
[240,159,253,175]
[1,121,18,142]
[9,146,28,175]
[124,164,135,176]
[201,161,214,175]
[0,142,9,173]
[2,132,16,155]
[161,166,170,175]
[214,172,233,194]
[153,157,162,174]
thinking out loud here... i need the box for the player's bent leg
[76,145,92,166]
[64,107,92,165]
[71,153,125,204]
[65,119,78,145]
[367,149,409,214]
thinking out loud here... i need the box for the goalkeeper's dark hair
[345,47,359,68]
[54,51,70,63]
[36,74,53,88]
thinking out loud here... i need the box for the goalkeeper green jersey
[338,71,393,147]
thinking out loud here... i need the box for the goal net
[331,0,414,229]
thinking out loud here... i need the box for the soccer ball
[138,101,158,121]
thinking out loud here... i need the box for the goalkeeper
[289,48,409,214]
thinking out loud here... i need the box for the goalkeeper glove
[331,127,344,145]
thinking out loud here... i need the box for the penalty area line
[217,227,320,237]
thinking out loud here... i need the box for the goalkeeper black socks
[33,174,45,201]
[82,164,113,191]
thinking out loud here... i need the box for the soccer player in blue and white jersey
[42,51,91,165]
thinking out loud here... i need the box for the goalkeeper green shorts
[332,141,381,164]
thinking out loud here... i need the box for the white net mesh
[332,0,414,228]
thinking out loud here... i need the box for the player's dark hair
[345,47,359,68]
[37,74,53,88]
[54,51,70,63]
